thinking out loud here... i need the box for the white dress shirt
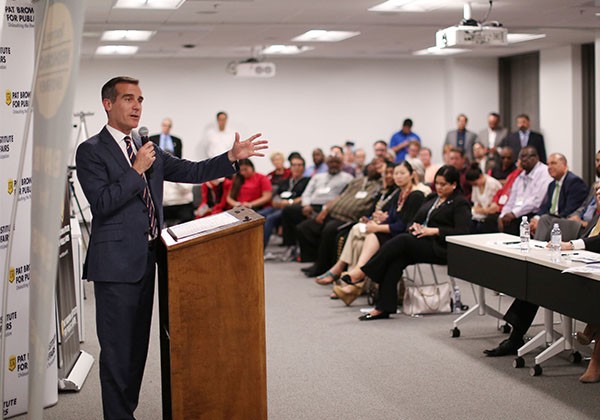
[500,161,552,218]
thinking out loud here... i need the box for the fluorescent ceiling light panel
[506,33,547,44]
[262,45,313,55]
[369,0,449,12]
[96,45,139,55]
[413,46,469,56]
[113,0,185,10]
[101,30,156,41]
[292,30,360,42]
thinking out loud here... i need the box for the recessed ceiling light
[261,45,313,55]
[96,45,139,55]
[292,30,360,43]
[413,46,469,56]
[507,33,546,44]
[369,0,451,13]
[113,0,185,10]
[101,30,156,41]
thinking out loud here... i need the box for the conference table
[446,233,600,375]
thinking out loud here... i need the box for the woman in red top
[195,177,231,218]
[227,159,273,212]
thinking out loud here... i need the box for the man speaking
[75,76,267,419]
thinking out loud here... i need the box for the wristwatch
[288,199,294,205]
[569,240,575,250]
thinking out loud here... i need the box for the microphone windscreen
[138,126,149,143]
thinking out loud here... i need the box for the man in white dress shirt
[201,111,235,158]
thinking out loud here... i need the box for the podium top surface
[161,207,264,250]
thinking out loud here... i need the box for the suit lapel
[99,126,131,173]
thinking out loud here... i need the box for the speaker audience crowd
[180,112,599,384]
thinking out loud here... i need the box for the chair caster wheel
[570,351,582,364]
[501,323,511,334]
[451,327,460,338]
[513,356,525,368]
[530,364,542,376]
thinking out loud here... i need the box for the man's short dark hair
[516,113,530,121]
[290,155,306,167]
[101,76,139,102]
[402,118,413,127]
[489,112,500,121]
[373,140,387,148]
[216,111,228,119]
[450,147,465,158]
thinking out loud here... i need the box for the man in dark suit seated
[498,113,547,163]
[76,76,267,419]
[530,153,589,240]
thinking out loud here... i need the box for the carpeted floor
[15,243,600,420]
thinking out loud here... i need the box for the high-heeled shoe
[315,270,339,285]
[576,324,600,346]
[332,281,364,306]
[340,271,364,286]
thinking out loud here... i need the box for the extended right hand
[132,142,155,175]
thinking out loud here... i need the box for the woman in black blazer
[351,165,472,321]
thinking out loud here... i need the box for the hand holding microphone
[132,126,155,176]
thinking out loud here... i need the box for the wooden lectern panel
[159,208,267,419]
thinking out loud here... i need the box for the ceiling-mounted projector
[436,1,508,49]
[227,58,276,78]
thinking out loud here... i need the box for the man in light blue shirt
[149,117,182,158]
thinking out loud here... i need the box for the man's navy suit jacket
[538,171,588,218]
[76,126,236,283]
[500,130,547,163]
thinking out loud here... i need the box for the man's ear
[102,98,112,113]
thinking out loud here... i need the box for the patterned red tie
[124,136,158,239]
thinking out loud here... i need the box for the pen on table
[561,252,579,256]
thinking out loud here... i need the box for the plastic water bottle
[453,286,462,313]
[519,216,530,252]
[550,223,562,263]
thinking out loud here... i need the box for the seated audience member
[349,165,471,320]
[389,118,421,163]
[163,182,195,226]
[411,159,432,196]
[466,163,502,233]
[484,163,522,220]
[331,145,355,176]
[404,140,422,167]
[281,155,353,260]
[447,147,472,202]
[490,148,517,184]
[226,159,272,212]
[353,148,367,178]
[343,141,356,166]
[304,148,328,177]
[444,113,478,161]
[567,150,600,234]
[195,178,228,218]
[529,153,588,240]
[373,140,389,160]
[329,162,426,305]
[263,155,310,251]
[442,143,453,165]
[472,141,492,174]
[498,147,552,235]
[267,152,291,192]
[314,161,397,284]
[296,162,382,277]
[484,187,600,358]
[419,147,442,185]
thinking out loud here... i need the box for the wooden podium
[157,207,267,419]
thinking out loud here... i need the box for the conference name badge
[354,191,368,199]
[317,187,331,195]
[280,191,292,199]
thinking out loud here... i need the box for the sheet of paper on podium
[167,212,241,241]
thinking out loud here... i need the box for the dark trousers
[259,207,281,248]
[504,298,539,339]
[361,234,445,313]
[94,246,157,420]
[296,217,346,270]
[163,203,194,227]
[281,204,321,246]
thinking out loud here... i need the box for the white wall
[596,31,600,155]
[539,46,583,175]
[73,57,499,173]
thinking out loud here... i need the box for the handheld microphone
[138,126,153,176]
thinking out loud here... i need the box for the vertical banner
[56,182,80,379]
[29,0,86,418]
[0,1,43,417]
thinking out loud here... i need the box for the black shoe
[483,338,524,357]
[301,265,316,274]
[358,312,390,321]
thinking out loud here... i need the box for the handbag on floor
[403,282,452,316]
